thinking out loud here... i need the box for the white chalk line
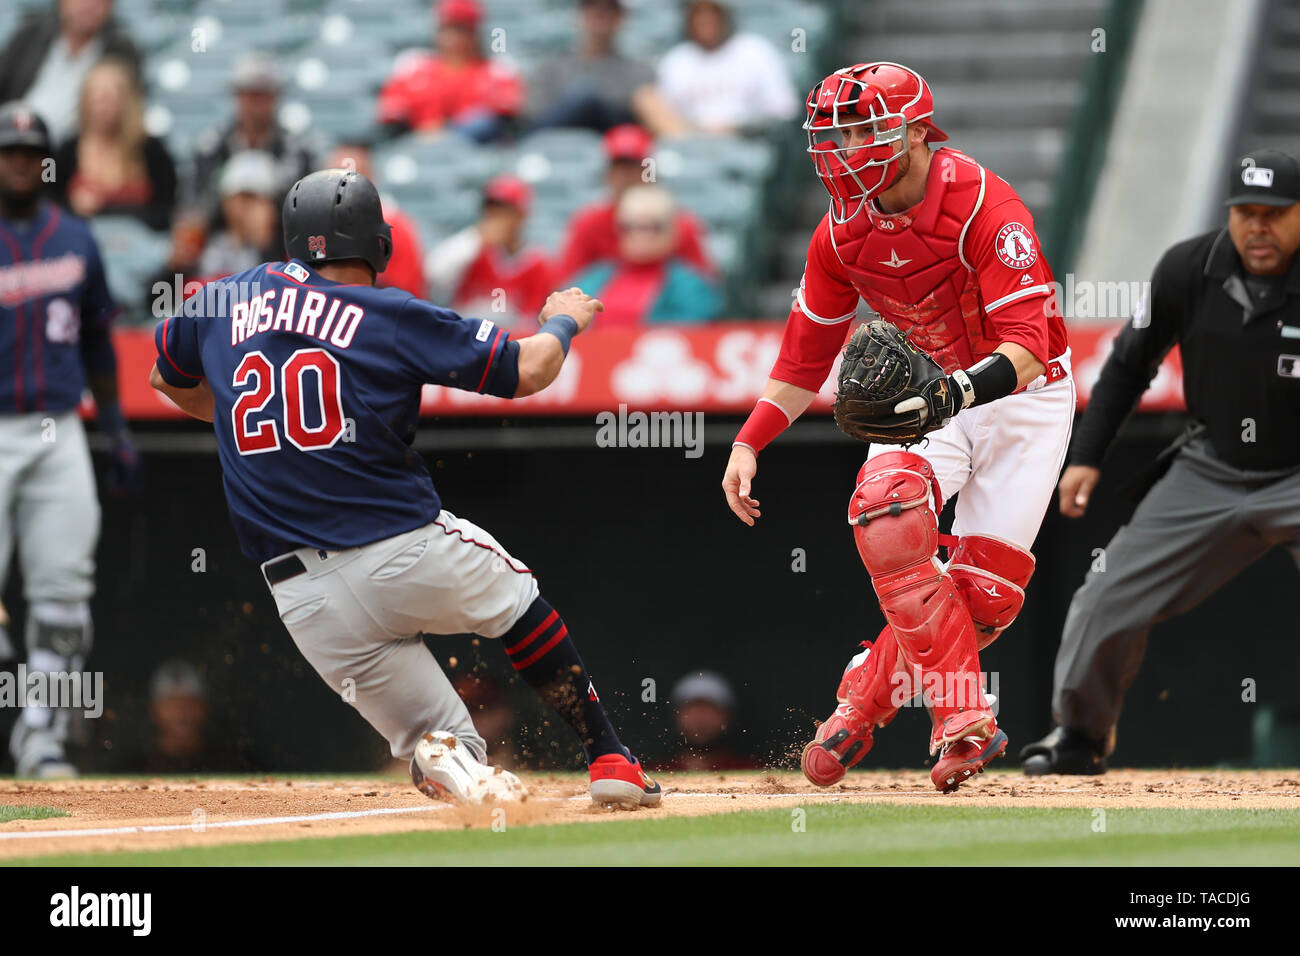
[0,790,854,842]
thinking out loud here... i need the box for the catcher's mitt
[833,320,957,445]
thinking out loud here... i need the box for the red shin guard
[848,452,994,753]
[948,534,1035,651]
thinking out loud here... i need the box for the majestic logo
[880,248,912,269]
[1242,163,1274,187]
[307,235,327,258]
[995,222,1037,269]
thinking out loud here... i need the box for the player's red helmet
[803,62,947,223]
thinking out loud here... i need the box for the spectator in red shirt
[557,123,712,280]
[425,174,553,329]
[325,140,427,299]
[569,184,722,327]
[376,0,523,144]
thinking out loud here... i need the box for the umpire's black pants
[1052,438,1300,745]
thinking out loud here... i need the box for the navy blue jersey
[0,202,117,413]
[154,259,520,562]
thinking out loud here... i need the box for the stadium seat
[281,97,374,139]
[657,136,776,185]
[88,217,172,319]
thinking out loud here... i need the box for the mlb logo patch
[283,262,309,282]
[1278,354,1300,378]
[1242,165,1274,187]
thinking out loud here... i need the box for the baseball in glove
[833,320,958,445]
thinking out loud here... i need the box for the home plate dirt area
[1,770,1298,861]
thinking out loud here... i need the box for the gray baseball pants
[0,411,100,756]
[1051,437,1300,745]
[263,510,539,764]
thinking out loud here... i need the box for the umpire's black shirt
[1072,228,1300,470]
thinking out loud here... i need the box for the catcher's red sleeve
[964,190,1055,370]
[770,217,859,392]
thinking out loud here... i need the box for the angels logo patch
[995,222,1038,269]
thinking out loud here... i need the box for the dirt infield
[1,769,1297,860]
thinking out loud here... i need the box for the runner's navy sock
[498,596,625,763]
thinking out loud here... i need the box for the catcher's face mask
[804,62,946,224]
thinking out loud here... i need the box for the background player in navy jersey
[0,102,140,778]
[150,167,660,806]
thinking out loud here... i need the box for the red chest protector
[829,148,998,372]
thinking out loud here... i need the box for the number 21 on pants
[232,348,346,454]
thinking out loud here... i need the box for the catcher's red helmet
[803,62,947,223]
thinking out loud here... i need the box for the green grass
[0,806,69,824]
[12,804,1300,866]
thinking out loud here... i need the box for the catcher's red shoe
[931,728,1008,792]
[801,704,873,787]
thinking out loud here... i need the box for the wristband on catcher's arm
[537,314,579,355]
[949,352,1018,410]
[734,398,792,453]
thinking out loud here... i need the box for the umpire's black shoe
[1019,726,1107,775]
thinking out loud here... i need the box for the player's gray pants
[0,411,100,760]
[1051,438,1300,746]
[263,511,539,764]
[0,411,99,608]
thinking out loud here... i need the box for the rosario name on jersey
[154,259,521,562]
[0,203,118,413]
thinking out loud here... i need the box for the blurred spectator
[377,0,523,144]
[196,150,283,280]
[569,184,722,326]
[557,124,712,279]
[528,0,677,135]
[657,0,798,135]
[149,209,210,302]
[51,57,175,231]
[662,671,760,771]
[453,675,519,768]
[186,52,314,224]
[130,660,244,773]
[0,0,141,144]
[325,140,427,298]
[426,174,553,327]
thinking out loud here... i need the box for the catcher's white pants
[263,510,539,763]
[866,350,1076,551]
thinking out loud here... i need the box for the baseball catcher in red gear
[722,62,1075,792]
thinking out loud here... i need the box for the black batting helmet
[0,102,52,154]
[283,168,393,276]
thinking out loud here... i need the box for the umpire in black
[1021,147,1300,774]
